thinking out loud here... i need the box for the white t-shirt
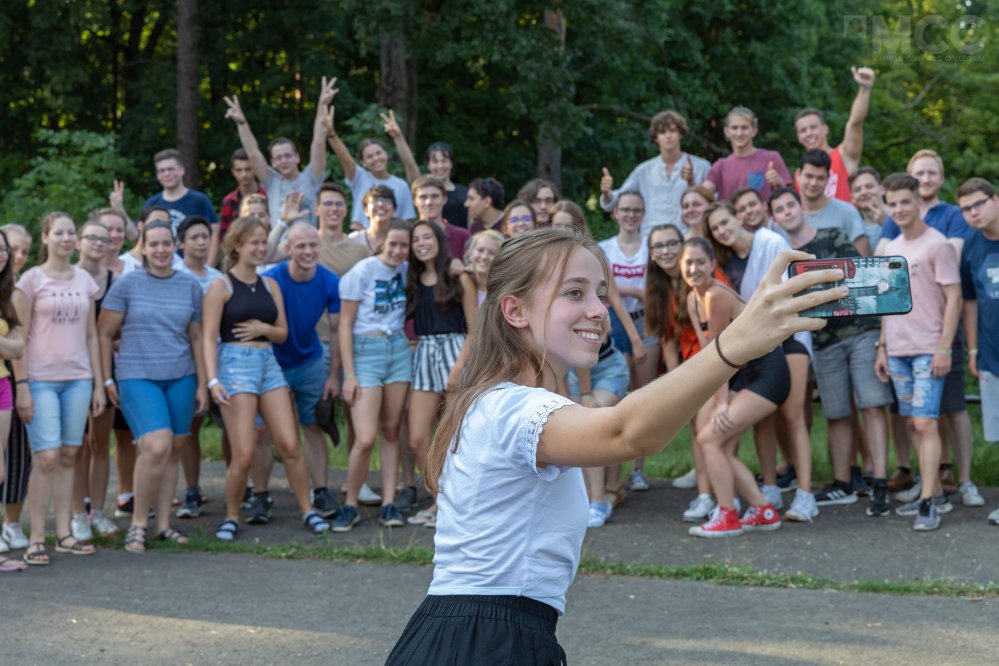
[429,383,587,615]
[346,164,416,227]
[338,256,407,335]
[177,263,223,294]
[118,252,184,275]
[598,236,648,313]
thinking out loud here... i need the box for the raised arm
[310,76,338,180]
[382,111,421,184]
[109,180,139,242]
[840,66,875,173]
[224,94,270,184]
[536,251,846,468]
[324,101,356,182]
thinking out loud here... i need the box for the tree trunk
[377,32,418,148]
[176,0,200,187]
[537,132,562,188]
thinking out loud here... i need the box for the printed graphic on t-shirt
[747,171,765,191]
[45,289,86,325]
[373,274,406,315]
[611,263,645,280]
[985,253,999,300]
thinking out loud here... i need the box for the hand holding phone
[787,256,913,318]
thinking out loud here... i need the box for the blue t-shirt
[143,190,219,238]
[878,201,972,245]
[960,231,999,374]
[101,270,203,381]
[263,262,341,369]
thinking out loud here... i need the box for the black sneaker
[850,466,871,497]
[176,487,204,519]
[395,485,418,513]
[380,504,405,527]
[114,496,134,518]
[815,482,858,506]
[332,505,360,532]
[312,488,340,519]
[776,464,798,491]
[246,493,273,524]
[866,485,891,517]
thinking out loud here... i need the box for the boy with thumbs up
[599,110,710,236]
[703,106,791,204]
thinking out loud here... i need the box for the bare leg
[258,388,313,515]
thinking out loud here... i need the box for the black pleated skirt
[386,595,567,666]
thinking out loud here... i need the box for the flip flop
[0,556,27,572]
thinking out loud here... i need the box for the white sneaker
[988,507,999,525]
[587,499,613,528]
[672,468,697,489]
[358,483,382,506]
[90,510,120,536]
[761,484,784,510]
[1,523,29,550]
[785,489,819,522]
[683,494,716,522]
[71,512,94,541]
[959,481,985,507]
[895,477,922,503]
[0,535,8,553]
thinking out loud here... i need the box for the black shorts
[387,595,567,666]
[782,337,809,357]
[730,346,791,406]
[940,337,966,414]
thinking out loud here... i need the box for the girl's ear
[500,294,529,329]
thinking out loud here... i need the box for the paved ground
[5,461,999,665]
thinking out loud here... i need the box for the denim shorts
[812,330,892,420]
[566,347,631,400]
[218,344,288,397]
[281,355,325,426]
[353,332,413,388]
[888,355,945,419]
[25,379,92,452]
[118,375,197,438]
[608,310,658,356]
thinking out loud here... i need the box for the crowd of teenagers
[0,67,998,586]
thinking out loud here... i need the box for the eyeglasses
[156,166,180,174]
[369,197,394,207]
[320,200,346,208]
[617,207,644,216]
[960,198,991,215]
[650,240,681,253]
[508,216,533,225]
[532,197,556,206]
[81,235,110,245]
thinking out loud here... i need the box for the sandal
[424,513,437,529]
[23,542,49,566]
[124,525,147,554]
[606,484,628,509]
[55,535,97,556]
[157,528,189,545]
[0,555,28,572]
[215,519,239,542]
[406,509,436,526]
[303,511,331,535]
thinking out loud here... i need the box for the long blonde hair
[425,228,608,492]
[222,216,269,272]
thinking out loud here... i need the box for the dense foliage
[2,0,996,237]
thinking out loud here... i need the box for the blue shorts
[281,355,325,426]
[888,355,945,419]
[25,379,92,452]
[566,347,631,399]
[218,344,288,397]
[118,375,197,438]
[608,310,658,356]
[353,332,412,388]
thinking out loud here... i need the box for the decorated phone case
[787,256,913,318]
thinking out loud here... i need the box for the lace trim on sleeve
[516,395,575,481]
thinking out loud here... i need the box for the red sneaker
[741,503,782,532]
[688,507,743,538]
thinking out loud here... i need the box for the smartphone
[787,256,913,318]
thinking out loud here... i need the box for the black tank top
[413,283,466,336]
[94,270,114,314]
[220,272,279,343]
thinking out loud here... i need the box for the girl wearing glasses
[501,200,537,238]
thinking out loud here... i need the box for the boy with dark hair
[798,150,870,256]
[466,178,505,234]
[219,147,266,244]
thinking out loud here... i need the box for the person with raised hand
[386,227,843,664]
[224,75,337,226]
[13,212,106,565]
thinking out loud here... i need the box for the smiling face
[470,236,501,275]
[427,150,453,180]
[519,246,609,376]
[799,163,830,200]
[649,227,683,272]
[155,158,184,190]
[885,188,920,228]
[465,188,490,220]
[681,191,710,229]
[681,243,715,290]
[769,192,805,235]
[909,156,943,202]
[365,195,396,225]
[415,185,445,223]
[850,172,883,209]
[77,223,110,262]
[361,143,389,176]
[8,232,31,274]
[734,192,766,231]
[411,223,439,265]
[613,193,645,232]
[506,205,535,237]
[795,113,829,151]
[723,113,757,151]
[236,226,270,267]
[269,141,300,178]
[317,189,348,230]
[380,228,410,268]
[44,216,78,260]
[142,226,177,271]
[287,225,320,272]
[99,212,127,253]
[179,222,212,262]
[706,208,742,249]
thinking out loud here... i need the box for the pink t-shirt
[706,148,791,203]
[883,226,960,356]
[17,266,100,381]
